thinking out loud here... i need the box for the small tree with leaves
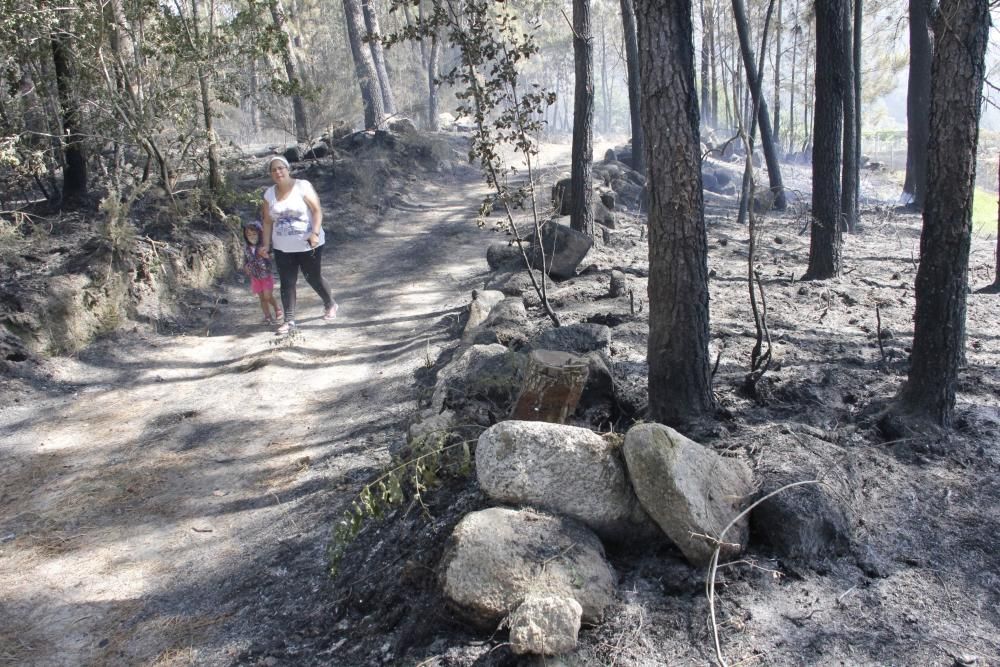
[385,0,561,326]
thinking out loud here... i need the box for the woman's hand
[307,231,319,248]
[257,245,270,258]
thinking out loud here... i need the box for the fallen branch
[706,479,820,667]
[875,303,887,366]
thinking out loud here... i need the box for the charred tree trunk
[772,0,782,148]
[50,29,87,205]
[600,26,612,132]
[804,0,846,279]
[362,0,397,116]
[709,2,718,125]
[637,0,714,425]
[788,0,799,151]
[570,0,595,235]
[701,0,712,126]
[342,0,385,129]
[899,0,989,426]
[902,0,932,209]
[620,0,645,175]
[731,0,786,209]
[853,0,862,202]
[802,24,811,148]
[841,0,859,231]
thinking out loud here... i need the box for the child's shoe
[263,316,274,325]
[274,308,284,321]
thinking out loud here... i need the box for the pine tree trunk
[772,0,782,149]
[709,2,718,124]
[269,0,309,143]
[571,0,595,235]
[802,27,811,149]
[853,0,862,200]
[731,0,787,209]
[619,0,644,175]
[804,0,846,280]
[720,31,731,128]
[410,0,427,71]
[190,0,222,194]
[600,27,611,132]
[700,0,711,126]
[362,0,397,116]
[840,0,859,232]
[637,0,714,425]
[342,0,385,129]
[427,34,440,131]
[900,0,989,426]
[788,0,798,151]
[903,0,932,210]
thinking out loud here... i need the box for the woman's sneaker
[323,302,339,321]
[276,321,296,334]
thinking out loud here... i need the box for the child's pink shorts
[251,275,274,295]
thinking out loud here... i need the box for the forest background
[4,0,1000,227]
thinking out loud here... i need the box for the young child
[242,220,282,324]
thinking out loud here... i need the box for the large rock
[430,344,524,414]
[751,478,851,562]
[509,595,583,656]
[594,199,616,228]
[576,352,615,425]
[749,432,853,563]
[485,267,544,299]
[476,297,531,349]
[407,409,456,447]
[611,178,644,210]
[530,323,611,359]
[623,423,754,566]
[486,243,523,270]
[463,289,506,339]
[609,270,629,298]
[551,177,573,215]
[611,360,648,419]
[593,162,623,185]
[283,144,305,163]
[531,220,594,280]
[303,141,329,160]
[388,117,417,134]
[600,190,616,210]
[477,421,657,542]
[439,507,616,627]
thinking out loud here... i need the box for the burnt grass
[2,134,997,666]
[231,157,1000,666]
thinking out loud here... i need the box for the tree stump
[609,270,628,298]
[511,350,590,424]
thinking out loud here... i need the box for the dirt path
[0,166,509,665]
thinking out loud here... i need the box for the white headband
[268,156,290,173]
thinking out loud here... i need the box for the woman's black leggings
[273,246,333,322]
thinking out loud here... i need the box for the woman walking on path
[260,156,339,334]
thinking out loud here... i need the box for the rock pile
[402,158,852,659]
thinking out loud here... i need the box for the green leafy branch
[328,429,474,575]
[382,0,560,326]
